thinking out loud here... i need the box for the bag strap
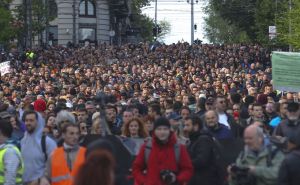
[266,145,279,167]
[41,135,48,161]
[174,142,180,164]
[144,138,152,166]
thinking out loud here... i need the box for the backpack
[41,134,48,161]
[144,138,181,167]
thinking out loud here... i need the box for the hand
[39,177,50,185]
[169,172,176,184]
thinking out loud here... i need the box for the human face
[286,110,300,121]
[280,103,288,118]
[205,111,218,128]
[123,111,133,124]
[252,106,263,119]
[154,126,170,141]
[165,109,173,118]
[25,113,38,134]
[216,98,227,112]
[63,126,80,146]
[181,109,190,120]
[129,121,139,137]
[183,119,193,136]
[48,104,55,112]
[47,116,56,128]
[244,130,263,151]
[145,121,153,132]
[10,117,17,129]
[77,111,87,123]
[105,108,116,123]
[80,122,88,135]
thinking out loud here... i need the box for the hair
[22,110,38,122]
[149,103,161,116]
[252,103,263,109]
[180,106,191,114]
[0,119,13,138]
[122,118,148,138]
[105,105,117,113]
[74,150,115,185]
[61,122,79,134]
[185,114,203,130]
[55,110,76,130]
[46,113,56,123]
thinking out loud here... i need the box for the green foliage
[277,0,300,50]
[0,0,18,44]
[157,19,171,42]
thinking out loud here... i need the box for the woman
[44,113,57,139]
[74,150,115,185]
[121,118,148,155]
[91,113,111,136]
[9,114,24,146]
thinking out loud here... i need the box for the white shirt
[218,113,231,129]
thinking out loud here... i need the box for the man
[122,110,134,126]
[148,103,161,120]
[278,128,300,185]
[273,102,300,138]
[228,125,284,185]
[105,105,122,135]
[40,123,86,185]
[76,105,88,124]
[269,101,288,128]
[244,103,265,127]
[204,110,233,140]
[214,96,241,137]
[21,110,57,185]
[0,119,24,185]
[132,117,193,185]
[183,115,225,185]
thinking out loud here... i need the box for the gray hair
[55,110,76,126]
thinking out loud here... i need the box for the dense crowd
[0,42,299,185]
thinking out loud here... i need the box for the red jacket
[132,133,194,185]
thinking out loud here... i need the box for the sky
[142,0,208,44]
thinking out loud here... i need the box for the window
[79,0,96,17]
[79,28,96,42]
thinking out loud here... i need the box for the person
[148,103,162,120]
[228,125,284,185]
[0,119,24,185]
[204,110,233,139]
[21,110,57,185]
[73,150,115,185]
[40,123,86,185]
[183,115,225,185]
[105,105,122,135]
[278,128,300,185]
[132,117,193,185]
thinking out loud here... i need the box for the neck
[63,143,78,149]
[131,134,139,138]
[217,109,224,114]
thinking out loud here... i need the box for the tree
[0,0,18,45]
[277,0,300,50]
[156,19,171,43]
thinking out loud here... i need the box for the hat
[0,111,11,119]
[167,113,182,121]
[206,97,215,105]
[154,117,171,130]
[34,99,46,112]
[287,102,299,112]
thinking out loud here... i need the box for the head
[279,102,288,119]
[62,123,80,146]
[0,119,13,141]
[205,110,219,129]
[22,110,39,134]
[122,110,134,125]
[77,106,88,123]
[205,97,215,111]
[153,117,171,142]
[55,110,76,131]
[244,125,264,151]
[148,103,161,118]
[286,102,300,123]
[180,106,191,120]
[105,105,117,123]
[122,118,148,138]
[252,103,264,120]
[183,115,203,136]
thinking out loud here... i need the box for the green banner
[272,52,300,92]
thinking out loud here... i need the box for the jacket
[21,113,57,183]
[51,146,86,185]
[132,133,193,185]
[273,119,300,138]
[187,131,224,185]
[206,123,233,140]
[229,142,284,185]
[278,149,300,185]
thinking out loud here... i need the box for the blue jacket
[207,123,233,140]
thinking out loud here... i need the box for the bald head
[244,125,264,151]
[205,110,219,128]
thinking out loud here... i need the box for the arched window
[79,0,96,17]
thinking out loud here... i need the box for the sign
[269,26,277,40]
[272,52,300,92]
[0,61,10,75]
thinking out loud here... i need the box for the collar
[63,143,79,152]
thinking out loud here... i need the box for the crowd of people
[0,42,299,185]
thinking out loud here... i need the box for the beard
[26,125,36,134]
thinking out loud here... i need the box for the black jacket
[187,131,224,185]
[278,149,300,185]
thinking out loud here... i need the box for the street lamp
[187,0,198,44]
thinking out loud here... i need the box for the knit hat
[153,117,171,130]
[34,99,46,112]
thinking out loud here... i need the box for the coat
[187,131,224,185]
[229,143,284,185]
[132,133,193,185]
[278,149,300,185]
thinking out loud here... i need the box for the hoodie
[21,113,57,183]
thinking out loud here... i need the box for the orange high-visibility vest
[51,147,86,185]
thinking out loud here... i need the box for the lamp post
[187,0,198,44]
[154,0,158,37]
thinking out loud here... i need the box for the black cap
[154,117,171,130]
[287,102,299,112]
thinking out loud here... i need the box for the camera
[230,164,256,185]
[160,170,175,184]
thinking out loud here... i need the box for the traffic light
[152,25,162,37]
[194,24,197,31]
